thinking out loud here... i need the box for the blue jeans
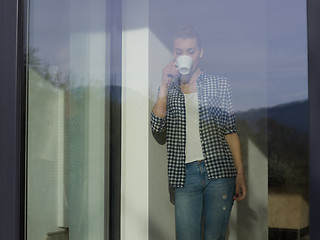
[175,161,235,240]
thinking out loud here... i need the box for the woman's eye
[188,51,195,55]
[175,52,182,55]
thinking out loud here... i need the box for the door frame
[0,0,26,238]
[1,0,320,239]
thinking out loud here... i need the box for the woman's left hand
[234,173,247,202]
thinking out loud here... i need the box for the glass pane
[148,0,308,239]
[267,0,309,238]
[26,0,109,239]
[149,1,268,239]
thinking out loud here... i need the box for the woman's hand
[234,173,247,202]
[225,133,247,202]
[152,61,179,118]
[162,61,180,86]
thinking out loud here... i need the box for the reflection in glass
[25,0,309,239]
[26,0,108,239]
[149,0,308,239]
[266,1,309,238]
[149,1,268,239]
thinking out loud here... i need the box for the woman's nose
[182,52,192,57]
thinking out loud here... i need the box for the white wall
[27,69,64,240]
[148,30,176,240]
[228,138,268,240]
[121,0,149,239]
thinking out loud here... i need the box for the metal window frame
[307,0,320,239]
[107,0,122,239]
[0,0,26,239]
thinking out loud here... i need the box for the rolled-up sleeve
[150,111,166,133]
[224,80,238,135]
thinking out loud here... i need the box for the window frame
[1,0,320,239]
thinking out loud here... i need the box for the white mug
[176,55,193,75]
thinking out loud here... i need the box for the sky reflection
[29,0,308,111]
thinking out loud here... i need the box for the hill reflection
[236,99,308,198]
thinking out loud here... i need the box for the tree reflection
[237,100,308,197]
[28,47,69,89]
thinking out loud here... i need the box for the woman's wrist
[236,170,245,176]
[158,83,169,98]
[161,81,169,88]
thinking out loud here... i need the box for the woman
[151,24,247,240]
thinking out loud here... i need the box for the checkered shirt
[151,72,238,188]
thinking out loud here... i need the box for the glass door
[25,0,120,239]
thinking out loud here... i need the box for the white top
[184,92,204,163]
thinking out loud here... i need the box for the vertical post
[121,0,149,239]
[108,0,122,239]
[0,0,26,239]
[307,0,320,238]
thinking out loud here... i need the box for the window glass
[148,0,308,239]
[26,0,109,239]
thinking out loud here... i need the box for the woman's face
[173,37,204,75]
